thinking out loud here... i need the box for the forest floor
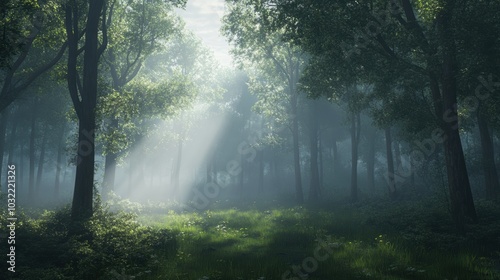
[137,197,500,280]
[2,195,500,280]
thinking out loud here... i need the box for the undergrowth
[0,197,177,280]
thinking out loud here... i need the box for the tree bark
[332,139,340,178]
[7,108,18,166]
[54,122,66,198]
[68,0,106,221]
[318,134,324,190]
[477,108,499,199]
[385,127,397,198]
[36,127,48,191]
[291,92,303,203]
[350,112,360,202]
[258,149,264,194]
[309,101,320,201]
[393,140,402,175]
[29,101,38,200]
[367,128,376,192]
[103,118,118,196]
[433,6,477,228]
[171,137,183,199]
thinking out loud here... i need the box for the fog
[1,0,499,279]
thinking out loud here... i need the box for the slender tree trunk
[385,127,397,198]
[477,109,499,199]
[367,128,376,192]
[20,142,25,195]
[332,139,340,178]
[212,151,217,185]
[36,128,48,191]
[309,101,320,201]
[6,109,17,196]
[0,110,10,190]
[393,140,402,175]
[29,101,38,201]
[257,149,263,194]
[206,159,212,183]
[54,123,66,198]
[7,109,18,166]
[272,150,279,189]
[350,112,360,202]
[239,155,244,197]
[318,134,323,191]
[291,93,303,203]
[171,137,183,199]
[103,118,118,196]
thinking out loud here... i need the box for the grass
[136,199,500,280]
[2,196,498,279]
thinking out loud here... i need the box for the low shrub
[1,200,177,280]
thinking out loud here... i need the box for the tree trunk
[318,134,324,190]
[332,139,340,178]
[212,151,217,185]
[385,127,397,198]
[36,128,48,192]
[309,101,320,201]
[72,113,97,220]
[7,109,18,166]
[29,101,38,201]
[239,155,244,197]
[206,159,212,183]
[477,108,499,199]
[291,92,303,203]
[272,150,279,189]
[69,0,105,221]
[171,137,183,199]
[0,110,10,191]
[258,149,264,194]
[350,112,360,203]
[393,140,402,175]
[367,128,376,192]
[433,7,477,229]
[103,118,118,196]
[20,141,25,194]
[54,122,66,198]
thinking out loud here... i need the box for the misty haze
[1,0,500,279]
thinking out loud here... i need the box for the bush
[1,200,177,280]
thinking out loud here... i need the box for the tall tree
[65,0,107,221]
[271,0,481,228]
[101,0,181,194]
[223,0,308,202]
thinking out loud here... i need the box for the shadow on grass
[142,199,500,280]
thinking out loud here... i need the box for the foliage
[0,0,38,68]
[0,201,177,280]
[137,199,500,280]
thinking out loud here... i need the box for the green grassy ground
[138,199,500,280]
[2,197,498,279]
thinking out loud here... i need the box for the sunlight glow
[175,0,233,67]
[113,104,229,204]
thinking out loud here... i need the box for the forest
[1,0,500,279]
